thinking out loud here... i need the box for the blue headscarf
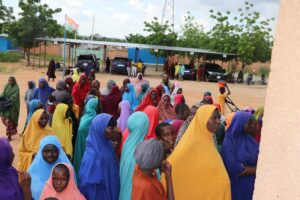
[28,136,71,200]
[119,112,149,200]
[163,85,170,95]
[79,114,120,200]
[221,111,259,200]
[33,78,55,106]
[122,83,139,111]
[25,99,41,126]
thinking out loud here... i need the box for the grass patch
[0,65,16,74]
[0,52,23,62]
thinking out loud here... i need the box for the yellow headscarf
[71,68,80,82]
[165,105,231,200]
[73,104,80,119]
[225,112,235,130]
[51,103,73,156]
[18,109,55,172]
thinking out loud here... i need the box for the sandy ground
[0,61,267,167]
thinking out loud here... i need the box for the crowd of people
[0,66,264,200]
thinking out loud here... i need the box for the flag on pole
[65,15,79,31]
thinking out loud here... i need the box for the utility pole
[161,0,175,32]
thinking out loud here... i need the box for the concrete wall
[253,0,300,199]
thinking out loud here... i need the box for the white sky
[3,0,280,39]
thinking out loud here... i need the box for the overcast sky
[3,0,280,39]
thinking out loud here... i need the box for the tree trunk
[242,62,246,70]
[25,48,31,66]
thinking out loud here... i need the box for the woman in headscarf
[79,114,120,200]
[132,73,149,94]
[73,98,99,177]
[221,112,259,200]
[161,74,173,94]
[33,78,55,107]
[155,85,164,99]
[18,109,55,172]
[47,59,56,82]
[157,94,176,121]
[40,163,85,200]
[88,69,96,83]
[134,89,160,112]
[122,83,139,112]
[120,78,131,94]
[165,105,231,200]
[65,76,75,93]
[0,137,24,200]
[117,100,131,133]
[25,80,36,114]
[170,85,182,105]
[101,80,116,96]
[119,112,149,200]
[102,85,122,119]
[24,99,44,129]
[0,76,20,141]
[72,68,80,83]
[89,80,101,98]
[51,103,73,157]
[137,82,150,104]
[28,136,71,200]
[72,74,90,112]
[174,102,202,147]
[52,80,69,104]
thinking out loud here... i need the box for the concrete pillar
[254,1,300,199]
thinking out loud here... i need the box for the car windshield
[78,55,94,60]
[114,57,129,62]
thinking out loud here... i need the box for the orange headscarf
[40,163,85,200]
[143,106,160,139]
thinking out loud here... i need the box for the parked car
[204,63,228,82]
[182,64,197,80]
[75,54,100,73]
[111,57,130,74]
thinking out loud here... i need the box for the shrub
[259,66,271,76]
[0,52,23,62]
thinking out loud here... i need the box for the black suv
[203,62,228,82]
[75,54,100,72]
[111,57,130,74]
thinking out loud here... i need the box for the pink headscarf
[132,73,149,95]
[40,163,86,200]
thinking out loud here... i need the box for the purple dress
[221,112,259,200]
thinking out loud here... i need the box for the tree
[8,0,61,65]
[0,0,15,33]
[208,1,274,69]
[143,17,178,57]
[179,12,209,49]
[125,33,147,44]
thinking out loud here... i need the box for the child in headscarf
[33,78,55,107]
[122,83,139,112]
[157,95,176,121]
[132,139,174,200]
[101,80,116,96]
[40,163,85,200]
[72,74,90,113]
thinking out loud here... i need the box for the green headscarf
[73,98,99,178]
[0,77,20,126]
[254,106,264,120]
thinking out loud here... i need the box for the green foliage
[178,12,209,50]
[0,0,15,33]
[7,0,62,65]
[208,1,274,68]
[143,17,178,56]
[126,34,147,44]
[0,52,23,62]
[259,66,270,76]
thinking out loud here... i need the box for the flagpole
[63,14,67,79]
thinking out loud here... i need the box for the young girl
[40,163,85,200]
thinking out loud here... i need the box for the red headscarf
[171,119,185,139]
[72,74,90,111]
[134,89,160,112]
[143,106,160,139]
[65,77,74,93]
[102,85,122,119]
[157,94,176,121]
[174,94,184,108]
[155,85,164,98]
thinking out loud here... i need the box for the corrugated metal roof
[35,37,236,57]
